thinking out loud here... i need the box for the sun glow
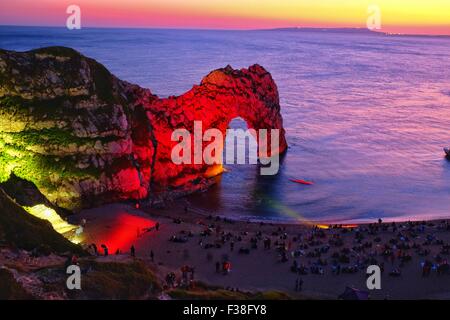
[0,0,449,35]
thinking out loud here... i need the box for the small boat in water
[445,148,450,160]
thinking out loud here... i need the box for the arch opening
[223,117,258,166]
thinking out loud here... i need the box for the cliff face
[0,47,287,211]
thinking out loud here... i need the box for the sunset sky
[0,0,449,35]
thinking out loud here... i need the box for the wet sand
[75,202,450,299]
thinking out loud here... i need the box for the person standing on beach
[101,244,108,257]
[150,250,154,262]
[131,245,136,258]
[298,278,303,292]
[295,278,304,292]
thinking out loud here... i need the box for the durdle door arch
[0,47,287,210]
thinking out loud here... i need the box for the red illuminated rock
[0,47,287,210]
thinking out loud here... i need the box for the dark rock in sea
[0,46,287,210]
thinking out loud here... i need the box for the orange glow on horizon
[0,0,449,35]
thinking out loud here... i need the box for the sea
[1,26,449,224]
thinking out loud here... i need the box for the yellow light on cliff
[23,204,82,243]
[204,164,224,178]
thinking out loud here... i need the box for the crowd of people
[83,211,450,295]
[163,216,450,292]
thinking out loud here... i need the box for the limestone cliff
[0,47,287,211]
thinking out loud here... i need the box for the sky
[0,0,449,35]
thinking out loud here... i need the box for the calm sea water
[1,26,449,223]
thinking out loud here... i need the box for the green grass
[0,145,100,195]
[75,260,162,299]
[1,128,97,148]
[31,46,82,58]
[0,95,73,116]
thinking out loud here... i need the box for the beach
[75,201,450,299]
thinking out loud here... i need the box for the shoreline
[137,196,450,228]
[73,200,450,299]
[141,165,450,228]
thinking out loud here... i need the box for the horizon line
[1,23,450,38]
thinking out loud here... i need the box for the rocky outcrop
[0,188,83,254]
[0,47,287,211]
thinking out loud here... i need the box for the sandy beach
[74,201,450,300]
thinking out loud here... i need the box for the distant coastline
[1,24,450,38]
[257,27,450,38]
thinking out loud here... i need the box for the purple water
[1,26,449,223]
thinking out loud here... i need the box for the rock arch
[145,64,288,191]
[0,47,287,210]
